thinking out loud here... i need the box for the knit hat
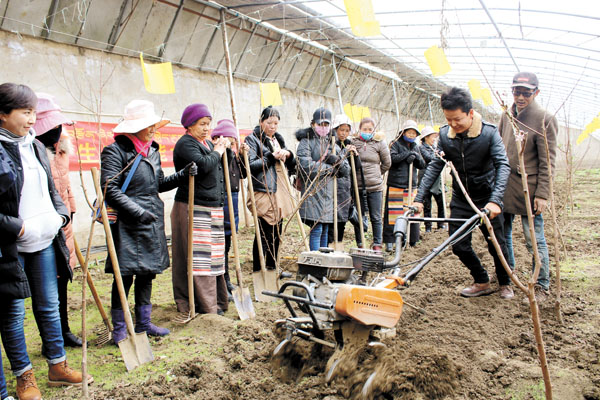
[211,119,238,139]
[32,93,72,136]
[399,119,420,136]
[113,100,169,133]
[181,103,212,128]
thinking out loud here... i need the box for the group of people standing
[0,70,556,400]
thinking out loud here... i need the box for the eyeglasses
[512,89,536,98]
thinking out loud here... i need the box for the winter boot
[134,305,170,337]
[110,308,128,345]
[48,360,93,387]
[16,369,42,400]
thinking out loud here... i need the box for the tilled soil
[88,219,600,400]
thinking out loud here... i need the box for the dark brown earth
[83,173,600,400]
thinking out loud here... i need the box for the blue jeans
[18,245,66,364]
[504,213,550,290]
[0,298,31,378]
[309,223,329,251]
[0,353,6,399]
[365,191,383,246]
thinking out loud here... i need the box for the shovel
[91,167,153,371]
[242,151,277,302]
[278,159,310,252]
[173,174,199,324]
[73,236,113,346]
[223,151,255,319]
[332,137,344,252]
[350,154,366,247]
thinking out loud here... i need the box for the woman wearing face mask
[296,108,350,251]
[101,100,196,342]
[245,106,296,273]
[353,117,391,251]
[384,120,426,250]
[418,126,445,232]
[171,104,230,315]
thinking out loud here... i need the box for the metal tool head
[252,269,278,302]
[94,325,112,346]
[232,286,256,320]
[117,332,154,372]
[172,310,198,324]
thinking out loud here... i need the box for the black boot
[63,331,83,347]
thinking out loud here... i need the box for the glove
[139,211,158,224]
[183,162,197,176]
[325,154,340,165]
[406,154,416,164]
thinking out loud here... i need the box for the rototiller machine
[263,209,485,397]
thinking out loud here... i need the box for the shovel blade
[117,332,154,372]
[252,270,278,302]
[232,287,255,320]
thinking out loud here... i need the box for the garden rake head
[173,311,198,324]
[95,323,113,346]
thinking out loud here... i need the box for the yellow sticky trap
[433,125,440,132]
[418,124,425,132]
[140,53,175,94]
[360,106,371,119]
[344,103,355,122]
[482,88,493,106]
[344,0,381,37]
[259,82,283,108]
[468,79,482,100]
[424,45,451,76]
[351,104,362,121]
[577,114,600,145]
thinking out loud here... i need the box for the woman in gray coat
[296,107,350,251]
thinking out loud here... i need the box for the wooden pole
[332,55,365,247]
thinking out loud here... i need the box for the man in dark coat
[414,87,513,299]
[499,72,558,303]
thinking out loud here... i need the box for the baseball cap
[312,107,332,125]
[511,72,539,90]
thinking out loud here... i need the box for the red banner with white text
[64,121,251,171]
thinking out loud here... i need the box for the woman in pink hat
[171,104,230,315]
[210,119,248,301]
[100,99,196,343]
[33,93,82,348]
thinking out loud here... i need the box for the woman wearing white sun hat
[100,99,196,344]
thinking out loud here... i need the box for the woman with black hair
[0,82,91,400]
[244,106,295,272]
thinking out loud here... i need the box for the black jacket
[388,138,425,188]
[415,119,510,208]
[101,135,185,275]
[173,134,225,208]
[1,137,71,299]
[244,126,295,193]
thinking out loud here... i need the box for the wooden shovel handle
[242,151,267,275]
[223,151,245,290]
[187,174,195,317]
[91,167,136,338]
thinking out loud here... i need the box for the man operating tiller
[413,87,514,299]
